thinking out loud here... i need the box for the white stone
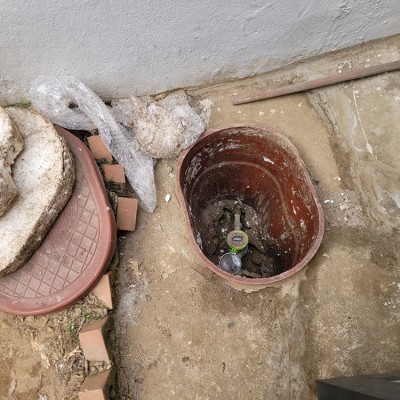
[0,107,75,276]
[0,106,24,215]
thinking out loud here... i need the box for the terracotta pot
[176,124,324,288]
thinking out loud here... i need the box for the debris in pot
[198,198,283,278]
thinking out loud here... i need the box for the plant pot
[176,124,324,289]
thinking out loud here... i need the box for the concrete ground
[0,35,399,400]
[113,35,400,400]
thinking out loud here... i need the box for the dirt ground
[0,294,109,399]
[1,35,400,399]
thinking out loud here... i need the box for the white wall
[1,0,399,100]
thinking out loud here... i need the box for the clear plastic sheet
[28,76,211,213]
[131,91,211,158]
[29,76,156,212]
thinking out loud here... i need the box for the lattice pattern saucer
[0,127,117,315]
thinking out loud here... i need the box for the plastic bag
[29,76,96,131]
[130,91,211,158]
[29,76,156,212]
[110,97,140,127]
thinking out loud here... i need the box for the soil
[0,293,109,399]
[199,198,282,278]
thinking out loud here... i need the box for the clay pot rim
[175,123,324,287]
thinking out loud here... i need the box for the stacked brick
[87,135,138,232]
[78,135,139,399]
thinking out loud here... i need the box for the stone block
[79,317,112,363]
[91,272,114,310]
[102,164,125,184]
[87,136,112,160]
[116,197,138,231]
[78,368,114,400]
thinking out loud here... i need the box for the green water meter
[226,229,249,252]
[227,204,249,252]
[218,203,249,275]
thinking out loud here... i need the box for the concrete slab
[113,35,400,400]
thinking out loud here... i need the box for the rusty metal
[232,60,400,105]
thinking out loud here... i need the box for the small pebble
[161,272,169,280]
[165,194,171,202]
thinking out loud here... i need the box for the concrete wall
[1,0,399,99]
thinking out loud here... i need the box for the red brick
[79,317,111,362]
[102,164,125,184]
[78,368,114,400]
[117,197,138,231]
[87,136,113,160]
[91,272,114,310]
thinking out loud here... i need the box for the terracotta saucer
[0,127,117,316]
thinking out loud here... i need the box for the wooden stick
[232,60,400,105]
